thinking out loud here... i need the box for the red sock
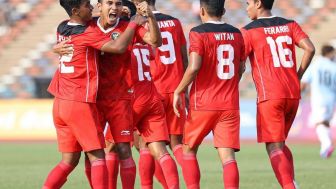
[106,153,119,189]
[283,145,295,179]
[120,157,136,189]
[173,144,183,166]
[270,150,295,189]
[154,160,169,189]
[43,161,75,189]
[91,159,108,189]
[85,158,93,188]
[182,153,200,189]
[139,149,155,188]
[158,153,179,189]
[223,160,239,189]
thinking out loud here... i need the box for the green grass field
[0,142,335,189]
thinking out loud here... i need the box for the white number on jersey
[59,52,74,73]
[217,44,235,80]
[158,31,176,65]
[133,48,151,81]
[266,36,294,68]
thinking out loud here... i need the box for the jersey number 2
[60,53,74,73]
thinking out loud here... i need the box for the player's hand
[173,91,182,117]
[136,1,152,18]
[121,6,131,18]
[53,39,73,56]
[131,14,148,26]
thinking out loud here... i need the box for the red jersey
[241,16,309,102]
[95,18,146,100]
[189,22,244,111]
[131,43,160,107]
[150,11,186,94]
[48,20,110,103]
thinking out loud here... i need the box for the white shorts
[311,102,336,124]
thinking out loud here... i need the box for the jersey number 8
[217,44,235,80]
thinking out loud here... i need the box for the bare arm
[181,44,188,70]
[297,38,315,80]
[139,2,162,47]
[239,61,246,81]
[100,15,147,53]
[173,52,202,117]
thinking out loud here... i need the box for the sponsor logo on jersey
[111,32,120,40]
[121,130,131,136]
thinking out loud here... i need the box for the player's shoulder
[154,12,180,22]
[243,16,295,30]
[191,23,241,34]
[57,19,88,36]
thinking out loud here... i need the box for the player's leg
[67,100,107,189]
[139,100,179,189]
[105,140,119,189]
[258,99,296,189]
[139,138,155,189]
[43,152,81,189]
[313,103,334,158]
[214,110,240,189]
[165,93,185,166]
[101,99,136,189]
[182,110,216,189]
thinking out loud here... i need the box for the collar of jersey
[152,10,160,14]
[258,15,277,19]
[67,22,84,26]
[206,21,225,24]
[97,17,120,34]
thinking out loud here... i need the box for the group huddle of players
[42,0,316,189]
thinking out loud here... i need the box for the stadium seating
[0,0,335,98]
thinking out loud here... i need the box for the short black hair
[200,0,225,17]
[60,0,84,16]
[123,0,136,18]
[256,0,274,10]
[147,0,155,6]
[321,45,335,56]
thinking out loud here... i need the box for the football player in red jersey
[173,0,245,188]
[241,0,315,188]
[43,0,146,188]
[146,0,188,187]
[53,0,163,188]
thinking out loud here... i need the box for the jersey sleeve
[238,34,246,62]
[240,28,252,61]
[176,20,187,46]
[133,26,148,44]
[189,31,204,56]
[291,21,309,46]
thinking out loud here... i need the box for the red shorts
[161,93,186,135]
[183,109,240,150]
[257,99,299,143]
[133,99,169,143]
[53,98,105,153]
[97,99,133,143]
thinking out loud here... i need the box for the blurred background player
[146,0,188,187]
[241,0,315,188]
[173,0,245,188]
[301,44,336,159]
[44,0,146,188]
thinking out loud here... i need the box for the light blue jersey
[302,56,336,123]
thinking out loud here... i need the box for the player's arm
[173,52,202,117]
[138,2,162,47]
[181,45,188,70]
[297,38,315,80]
[100,15,147,53]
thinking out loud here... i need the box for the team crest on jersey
[111,32,120,40]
